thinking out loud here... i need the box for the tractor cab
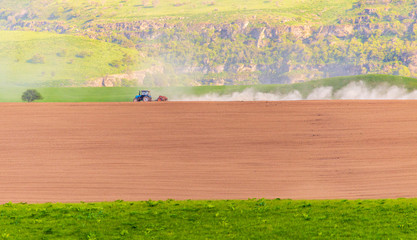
[138,90,150,97]
[135,90,151,98]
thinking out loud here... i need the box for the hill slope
[1,0,417,86]
[0,0,355,24]
[0,31,139,87]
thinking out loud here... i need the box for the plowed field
[1,101,417,203]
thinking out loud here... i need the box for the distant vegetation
[1,198,417,239]
[1,0,417,87]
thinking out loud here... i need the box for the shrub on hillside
[27,54,45,64]
[122,53,136,66]
[109,59,122,68]
[21,89,43,102]
[75,51,92,58]
[56,49,67,57]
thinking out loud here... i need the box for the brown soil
[1,101,417,203]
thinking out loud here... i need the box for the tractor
[133,90,152,102]
[133,90,168,102]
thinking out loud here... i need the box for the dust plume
[173,81,417,101]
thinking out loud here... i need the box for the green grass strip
[0,198,416,239]
[2,74,417,102]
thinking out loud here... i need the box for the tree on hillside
[22,89,43,102]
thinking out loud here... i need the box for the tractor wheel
[143,96,151,102]
[133,98,139,102]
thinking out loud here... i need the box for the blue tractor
[133,90,152,102]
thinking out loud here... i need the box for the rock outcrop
[86,65,164,87]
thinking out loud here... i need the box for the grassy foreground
[0,198,416,239]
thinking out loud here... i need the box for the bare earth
[1,101,417,203]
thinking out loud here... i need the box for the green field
[0,0,355,24]
[0,31,139,87]
[2,74,416,102]
[7,0,416,26]
[0,198,417,239]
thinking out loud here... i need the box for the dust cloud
[174,81,417,101]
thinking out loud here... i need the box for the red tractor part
[156,96,168,101]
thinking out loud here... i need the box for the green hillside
[0,0,354,24]
[0,31,139,87]
[1,0,417,87]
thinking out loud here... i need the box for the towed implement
[133,90,168,102]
